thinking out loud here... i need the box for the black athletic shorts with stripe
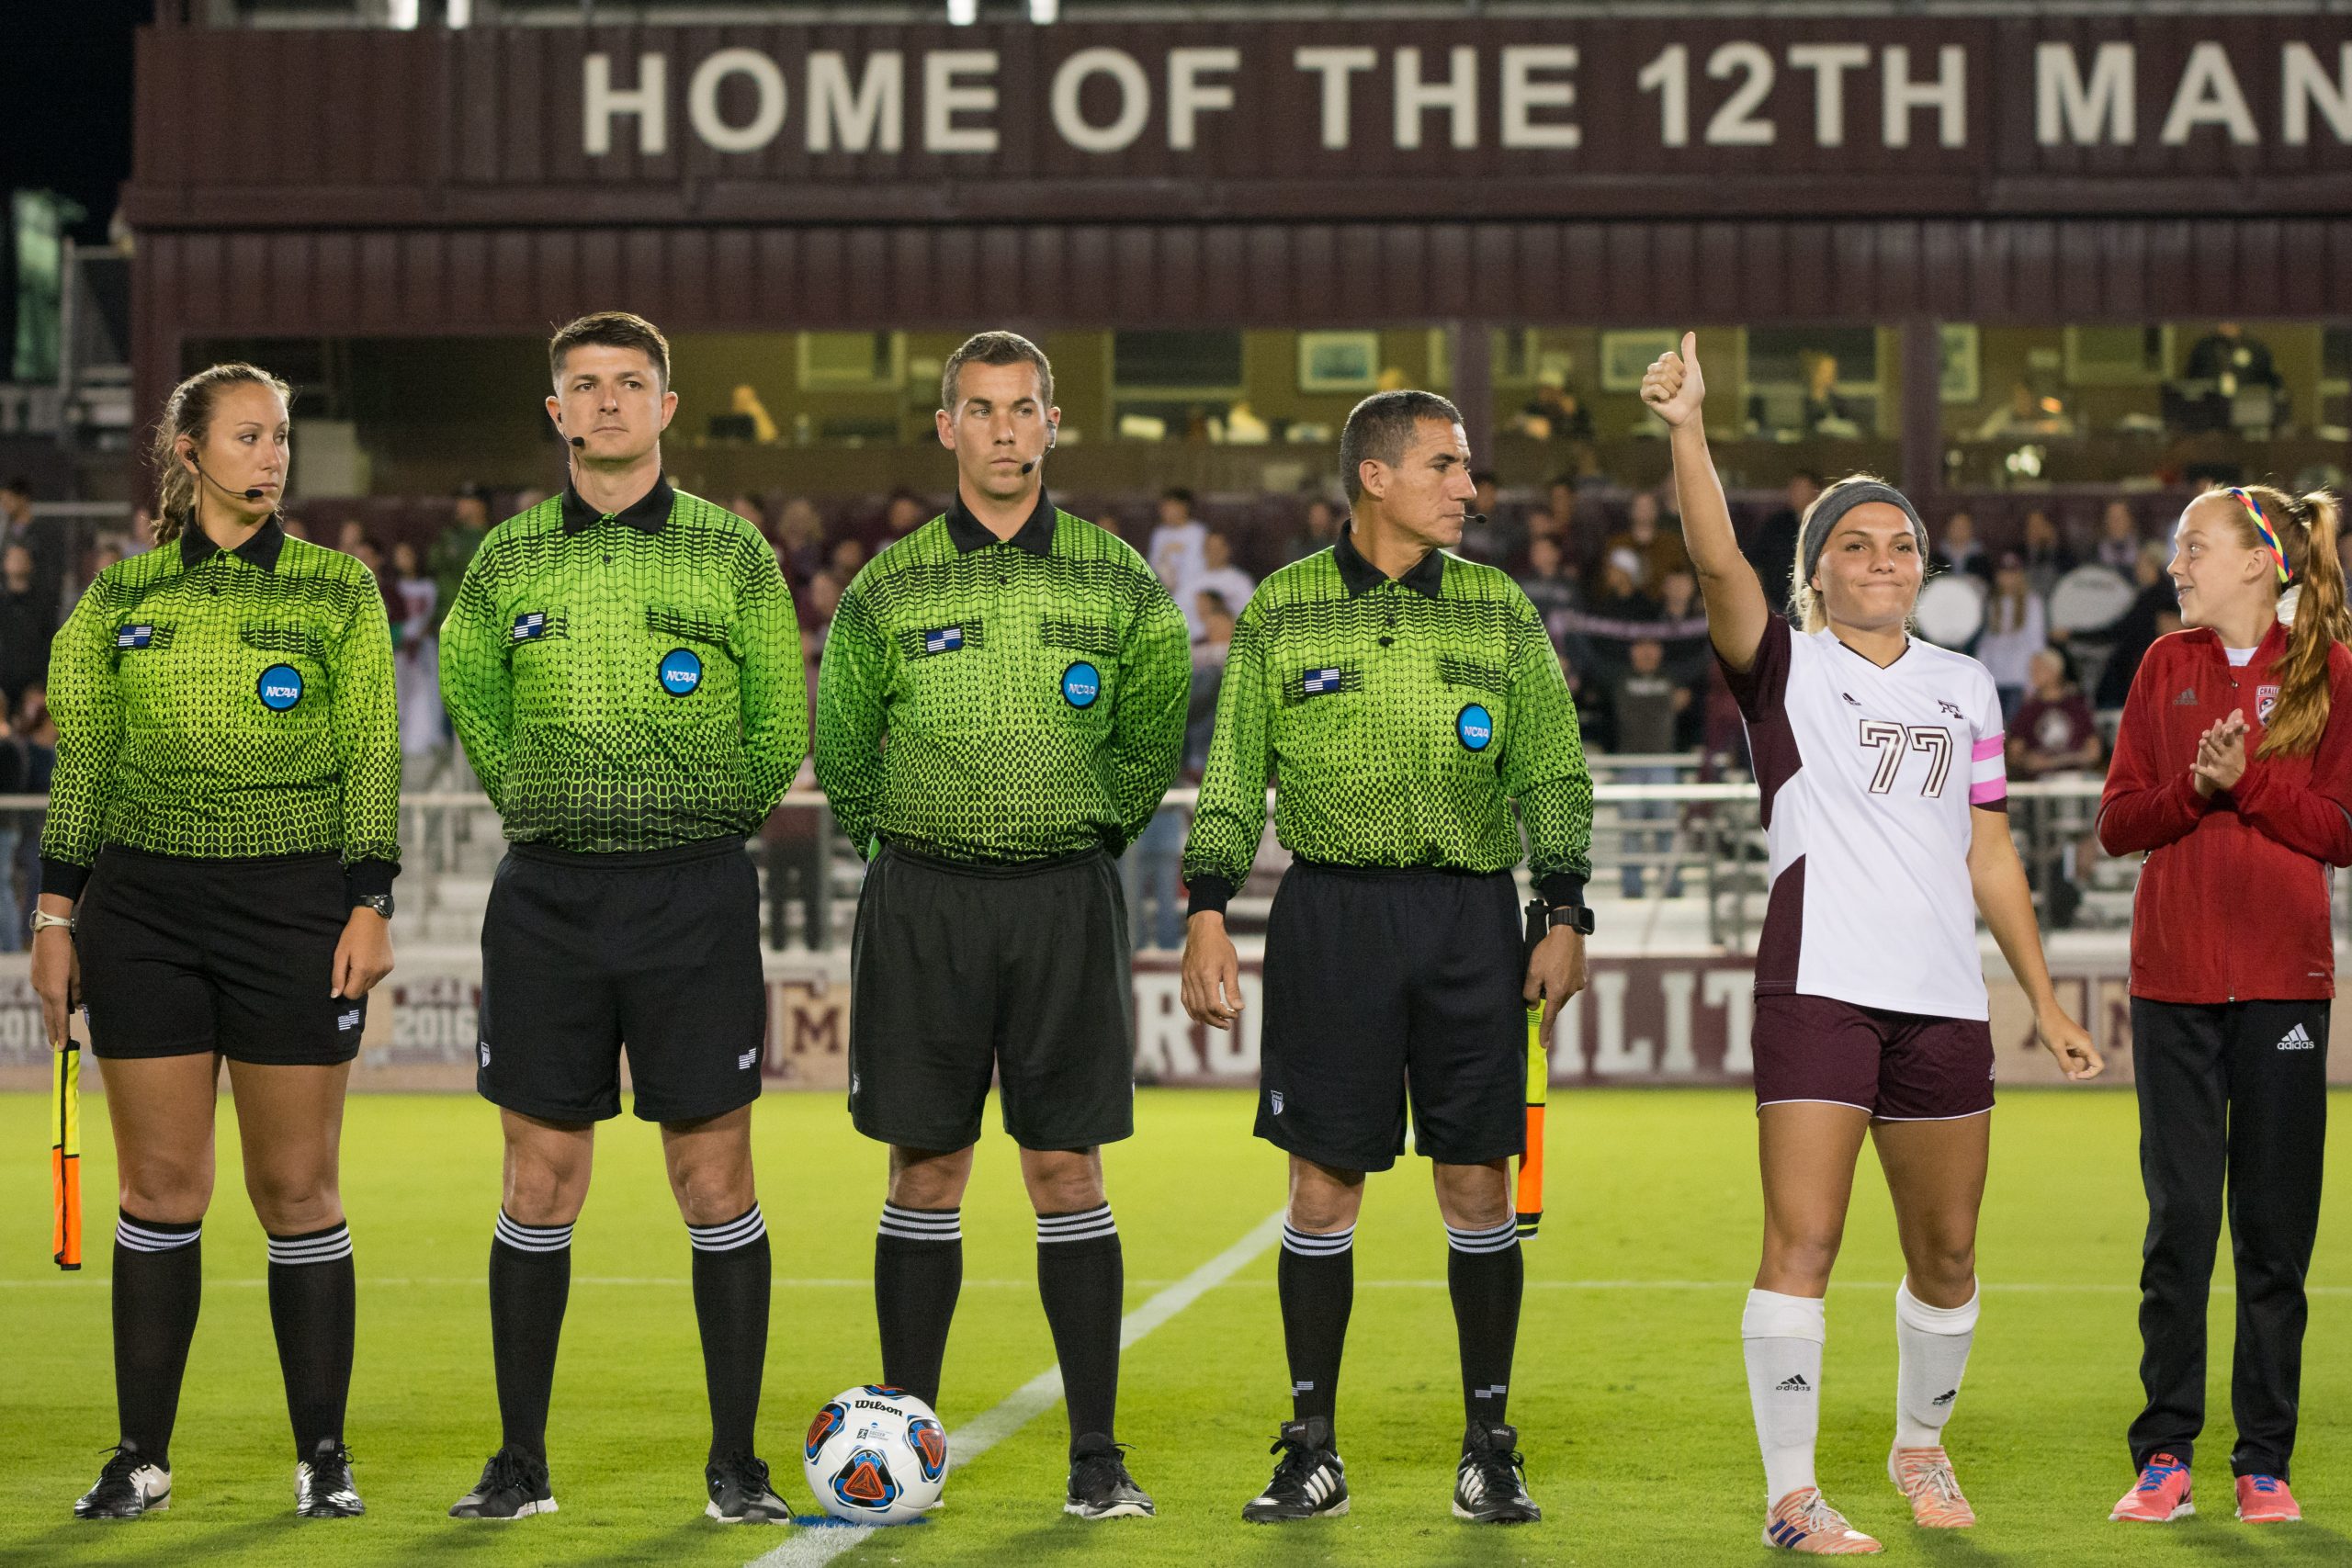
[476,837,765,1124]
[846,842,1134,1153]
[1257,860,1525,1173]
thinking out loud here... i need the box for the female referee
[1643,335,2101,1555]
[36,364,401,1522]
[2100,483,2352,1528]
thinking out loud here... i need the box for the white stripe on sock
[688,1204,767,1253]
[1281,1223,1355,1257]
[115,1217,200,1253]
[1036,1204,1117,1244]
[494,1212,574,1254]
[877,1204,962,1243]
[1444,1219,1520,1256]
[267,1224,353,1266]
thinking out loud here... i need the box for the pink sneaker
[1888,1447,1975,1528]
[2110,1454,2193,1523]
[2235,1474,2301,1523]
[1763,1487,1883,1554]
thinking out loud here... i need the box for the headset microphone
[193,460,266,503]
[1018,423,1060,478]
[570,435,586,449]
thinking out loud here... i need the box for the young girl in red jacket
[2098,483,2352,1527]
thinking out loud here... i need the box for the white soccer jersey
[1724,617,2007,1021]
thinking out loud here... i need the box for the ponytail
[2240,484,2350,757]
[145,363,291,545]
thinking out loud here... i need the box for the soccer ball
[803,1385,949,1524]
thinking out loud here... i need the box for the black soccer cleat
[1453,1422,1542,1524]
[706,1452,793,1524]
[1065,1434,1156,1519]
[295,1439,365,1517]
[1242,1417,1349,1522]
[74,1445,170,1520]
[448,1446,558,1519]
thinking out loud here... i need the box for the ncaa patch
[1456,702,1494,751]
[1061,660,1102,708]
[921,626,965,655]
[256,663,304,711]
[659,648,703,696]
[510,611,549,641]
[116,624,154,649]
[2258,683,2280,723]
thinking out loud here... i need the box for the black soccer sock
[489,1211,573,1461]
[266,1221,356,1458]
[875,1204,963,1409]
[689,1203,771,1463]
[1035,1204,1123,1450]
[1447,1218,1523,1439]
[1278,1222,1355,1435]
[112,1213,204,1469]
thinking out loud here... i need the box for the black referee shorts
[1257,861,1525,1173]
[77,847,366,1066]
[477,837,765,1125]
[847,843,1134,1153]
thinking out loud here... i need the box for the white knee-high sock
[1743,1288,1826,1507]
[1894,1279,1979,1450]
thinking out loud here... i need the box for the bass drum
[1915,573,1985,649]
[2049,563,2137,634]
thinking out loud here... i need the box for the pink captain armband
[1969,733,2007,805]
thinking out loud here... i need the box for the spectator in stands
[14,683,51,942]
[1932,509,1989,582]
[804,536,865,636]
[2010,646,2101,777]
[2182,321,2281,394]
[1515,536,1577,629]
[2019,507,2075,602]
[1125,592,1232,953]
[1610,638,1689,897]
[1180,530,1254,637]
[1654,569,1712,740]
[2094,541,2180,709]
[773,497,826,585]
[1282,495,1342,563]
[1973,379,2075,441]
[389,540,443,770]
[2093,500,2143,571]
[1461,469,1505,561]
[1977,552,2048,720]
[729,493,770,536]
[1749,469,1821,618]
[429,481,493,631]
[0,705,24,951]
[1146,486,1206,592]
[1604,490,1691,597]
[280,515,311,542]
[0,544,54,715]
[1514,378,1594,445]
[512,487,549,515]
[865,488,928,558]
[1,478,62,614]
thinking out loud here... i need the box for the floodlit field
[2,1087,2348,1567]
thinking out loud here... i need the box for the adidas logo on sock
[2278,1023,2317,1051]
[1932,1388,1958,1406]
[1776,1374,1812,1393]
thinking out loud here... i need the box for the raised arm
[1641,333,1774,672]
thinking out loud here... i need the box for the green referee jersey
[814,488,1190,863]
[1182,525,1593,910]
[40,517,401,899]
[438,476,806,852]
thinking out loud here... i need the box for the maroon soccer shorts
[1750,992,1996,1120]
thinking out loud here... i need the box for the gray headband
[1799,480,1929,588]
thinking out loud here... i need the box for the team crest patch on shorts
[1061,660,1102,708]
[256,664,304,711]
[2259,683,2280,723]
[1456,703,1494,751]
[659,648,703,695]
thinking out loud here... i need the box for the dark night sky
[10,0,152,243]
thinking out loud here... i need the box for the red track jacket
[2098,623,2352,1003]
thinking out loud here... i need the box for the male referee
[438,312,805,1524]
[1182,389,1593,1526]
[815,331,1189,1519]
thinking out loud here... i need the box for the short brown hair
[549,310,671,389]
[941,331,1053,412]
[1339,389,1462,502]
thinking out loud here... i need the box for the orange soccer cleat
[2110,1453,2193,1523]
[1763,1487,1883,1554]
[1888,1447,1976,1528]
[2235,1474,2301,1524]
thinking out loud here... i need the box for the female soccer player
[37,364,400,1521]
[1642,336,2101,1554]
[2099,483,2352,1527]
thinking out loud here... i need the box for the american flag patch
[510,612,548,641]
[1301,667,1343,696]
[922,626,965,654]
[116,625,154,649]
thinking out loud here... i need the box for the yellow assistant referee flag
[52,1043,81,1271]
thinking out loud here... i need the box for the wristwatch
[354,893,394,920]
[1544,903,1596,937]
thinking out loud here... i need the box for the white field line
[745,1208,1287,1568]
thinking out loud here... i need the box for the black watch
[1545,902,1595,936]
[354,893,394,919]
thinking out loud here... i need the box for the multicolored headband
[2229,487,2292,585]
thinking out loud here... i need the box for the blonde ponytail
[2233,483,2350,757]
[145,363,291,544]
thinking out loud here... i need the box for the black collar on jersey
[560,473,674,536]
[944,485,1056,558]
[1335,522,1445,600]
[179,514,286,574]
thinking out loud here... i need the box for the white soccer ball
[802,1385,948,1524]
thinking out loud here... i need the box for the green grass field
[2,1087,2348,1566]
